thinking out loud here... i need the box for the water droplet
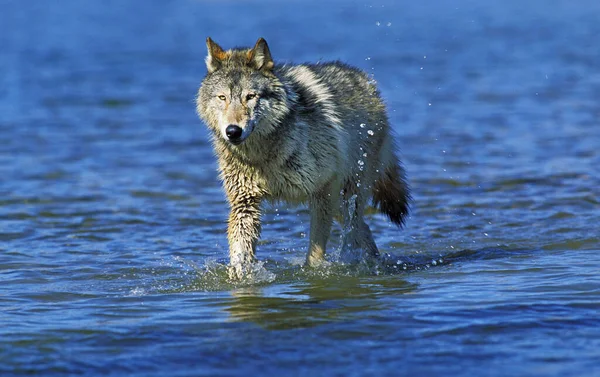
[367,130,374,136]
[375,21,381,26]
[386,22,392,26]
[359,123,366,128]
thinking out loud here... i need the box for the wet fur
[196,38,410,277]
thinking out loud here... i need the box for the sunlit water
[1,0,599,376]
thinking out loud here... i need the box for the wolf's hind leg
[340,216,380,259]
[340,187,380,260]
[357,220,379,258]
[306,186,334,266]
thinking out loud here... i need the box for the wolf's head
[197,38,288,146]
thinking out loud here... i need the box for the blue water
[1,0,600,376]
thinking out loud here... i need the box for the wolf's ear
[247,38,274,71]
[206,37,227,73]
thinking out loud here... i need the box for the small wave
[171,250,448,292]
[129,246,529,294]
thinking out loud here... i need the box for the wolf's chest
[258,155,337,202]
[259,167,314,202]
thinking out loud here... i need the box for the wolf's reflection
[225,275,417,330]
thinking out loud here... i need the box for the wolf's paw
[305,254,329,269]
[227,263,249,281]
[227,261,276,284]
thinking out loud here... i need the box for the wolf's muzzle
[225,125,243,144]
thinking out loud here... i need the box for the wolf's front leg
[306,186,334,267]
[223,171,263,279]
[226,197,262,279]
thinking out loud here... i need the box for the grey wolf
[196,37,410,278]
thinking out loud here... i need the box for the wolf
[196,37,410,278]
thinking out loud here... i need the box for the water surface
[1,0,599,376]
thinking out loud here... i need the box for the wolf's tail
[372,159,411,227]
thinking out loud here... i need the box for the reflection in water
[225,275,417,330]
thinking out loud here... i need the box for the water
[1,0,599,375]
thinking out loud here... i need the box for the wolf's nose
[225,125,243,141]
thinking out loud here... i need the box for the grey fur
[196,37,410,278]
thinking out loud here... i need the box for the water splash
[125,249,451,294]
[346,194,357,220]
[190,258,277,291]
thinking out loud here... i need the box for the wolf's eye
[217,95,227,101]
[246,93,257,101]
